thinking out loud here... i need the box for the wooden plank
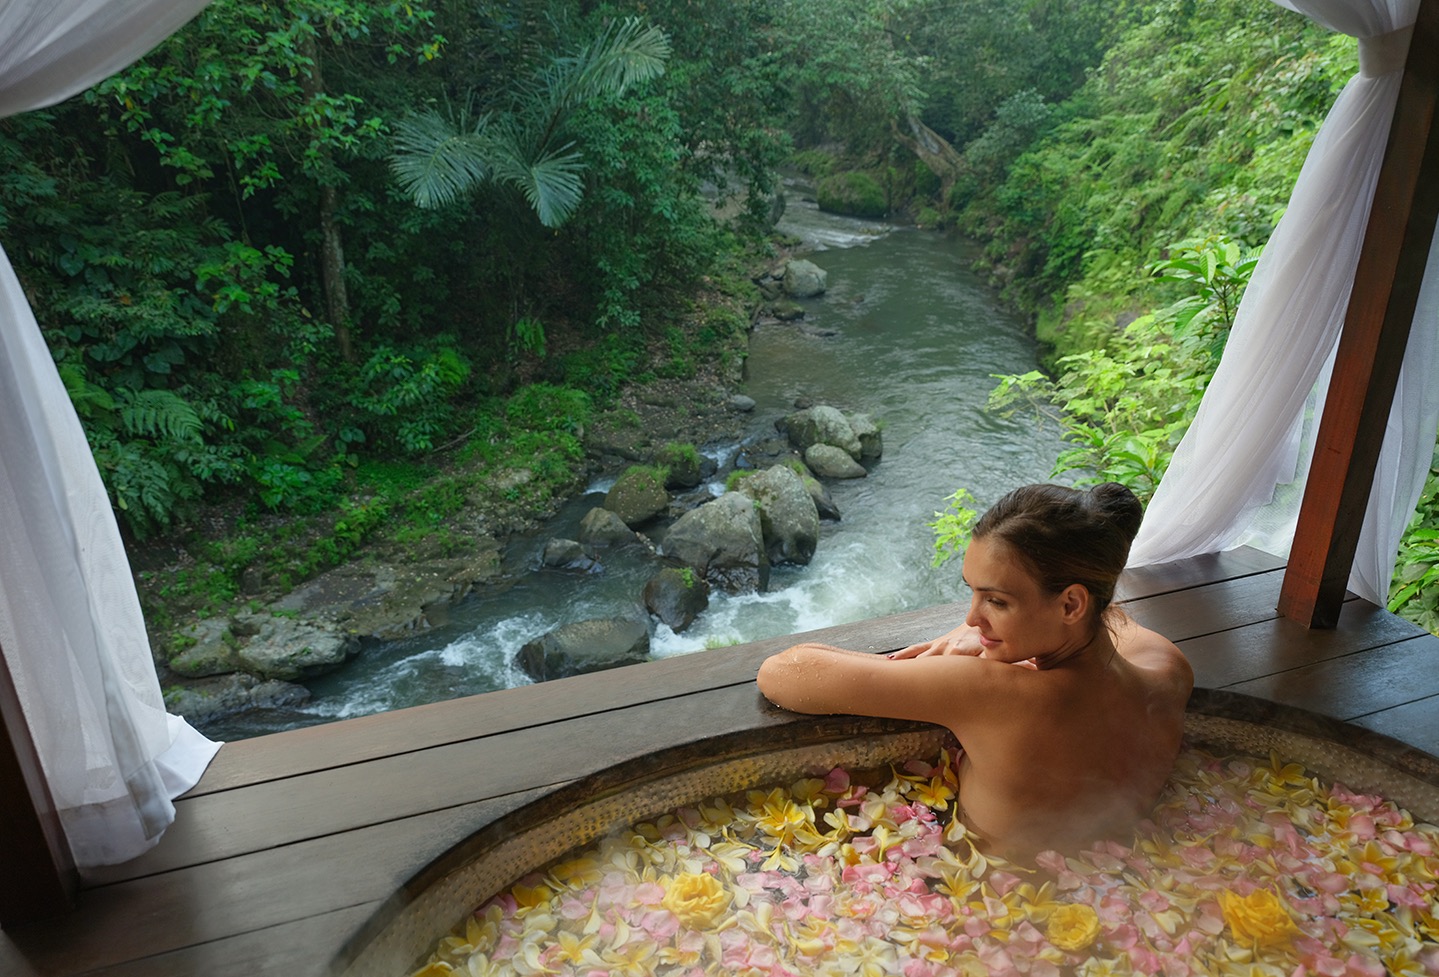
[62,904,375,977]
[1122,567,1288,640]
[1181,598,1423,689]
[1225,633,1439,720]
[1117,546,1285,602]
[1279,0,1439,627]
[0,640,75,928]
[189,602,962,796]
[1351,694,1439,756]
[88,681,800,882]
[6,787,551,975]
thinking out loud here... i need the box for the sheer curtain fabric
[1129,0,1439,609]
[0,0,218,867]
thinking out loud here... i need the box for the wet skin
[756,538,1194,857]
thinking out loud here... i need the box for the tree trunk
[318,182,354,362]
[297,32,355,363]
[892,115,965,197]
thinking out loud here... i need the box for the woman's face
[961,536,1072,663]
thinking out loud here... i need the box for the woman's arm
[756,641,1011,730]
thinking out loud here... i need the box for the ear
[1059,584,1090,625]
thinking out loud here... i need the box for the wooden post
[0,640,76,927]
[1278,2,1439,628]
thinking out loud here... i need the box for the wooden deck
[3,547,1438,977]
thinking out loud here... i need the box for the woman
[756,482,1193,857]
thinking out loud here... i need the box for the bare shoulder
[1110,611,1194,695]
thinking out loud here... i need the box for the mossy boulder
[782,259,828,298]
[643,567,710,633]
[655,442,703,490]
[805,443,868,479]
[604,466,669,527]
[782,405,861,459]
[847,412,883,460]
[737,465,820,566]
[578,507,637,546]
[661,492,770,593]
[816,170,887,219]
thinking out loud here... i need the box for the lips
[978,633,999,649]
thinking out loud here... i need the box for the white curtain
[0,0,218,868]
[1129,0,1439,609]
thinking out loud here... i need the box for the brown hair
[972,482,1143,622]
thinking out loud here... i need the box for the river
[202,197,1064,739]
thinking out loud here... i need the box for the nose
[965,595,982,629]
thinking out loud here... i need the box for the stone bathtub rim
[331,690,1439,977]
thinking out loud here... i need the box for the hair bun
[1087,482,1144,542]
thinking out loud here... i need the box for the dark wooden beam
[1279,2,1439,628]
[0,639,76,928]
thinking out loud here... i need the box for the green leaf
[390,108,493,208]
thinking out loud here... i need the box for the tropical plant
[1390,456,1439,632]
[929,488,979,567]
[1148,235,1262,363]
[390,17,670,227]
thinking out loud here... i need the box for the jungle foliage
[8,0,1436,628]
[2,0,788,547]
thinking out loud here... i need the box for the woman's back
[945,621,1191,855]
[757,482,1194,857]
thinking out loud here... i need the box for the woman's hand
[889,623,985,658]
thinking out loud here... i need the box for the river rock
[771,301,805,321]
[643,567,710,633]
[542,538,600,573]
[604,467,669,527]
[578,507,636,546]
[797,468,842,521]
[163,673,311,727]
[781,405,861,459]
[782,259,828,298]
[233,612,360,681]
[847,412,883,460]
[167,617,243,677]
[518,615,650,681]
[729,394,757,412]
[655,443,703,490]
[737,466,820,565]
[661,492,770,593]
[805,443,868,479]
[267,551,503,640]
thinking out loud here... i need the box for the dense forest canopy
[6,0,1436,630]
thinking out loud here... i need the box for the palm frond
[558,17,671,110]
[490,144,586,228]
[390,108,495,209]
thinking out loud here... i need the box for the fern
[116,388,203,444]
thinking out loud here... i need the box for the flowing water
[204,196,1064,739]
